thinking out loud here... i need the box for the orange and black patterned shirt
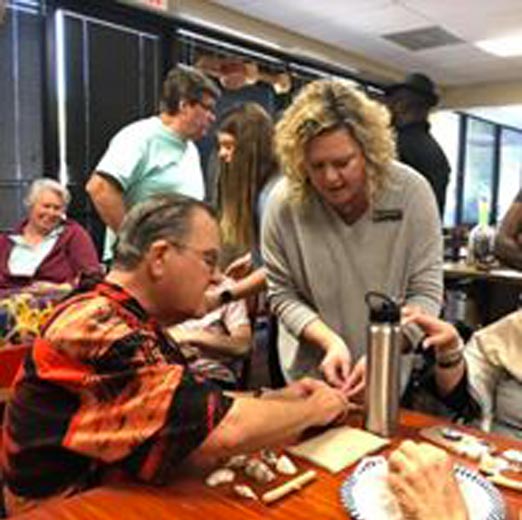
[1,281,233,503]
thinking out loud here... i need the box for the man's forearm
[189,397,316,465]
[86,173,126,231]
[95,200,126,232]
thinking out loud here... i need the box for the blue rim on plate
[339,456,506,520]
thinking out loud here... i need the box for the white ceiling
[209,0,522,87]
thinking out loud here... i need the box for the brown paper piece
[287,426,390,473]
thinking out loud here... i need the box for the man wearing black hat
[385,72,451,218]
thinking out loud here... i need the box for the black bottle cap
[365,291,401,323]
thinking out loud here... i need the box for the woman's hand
[388,440,468,520]
[320,339,351,389]
[225,253,253,280]
[402,307,460,354]
[344,356,366,402]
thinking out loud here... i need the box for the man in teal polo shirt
[86,65,219,259]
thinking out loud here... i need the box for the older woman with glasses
[0,178,100,290]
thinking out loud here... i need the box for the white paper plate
[340,456,506,520]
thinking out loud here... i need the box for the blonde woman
[262,80,443,394]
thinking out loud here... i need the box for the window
[431,111,460,227]
[497,128,522,220]
[462,118,496,224]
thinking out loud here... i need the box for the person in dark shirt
[385,73,451,218]
[495,188,522,270]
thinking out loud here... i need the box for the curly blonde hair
[275,79,396,205]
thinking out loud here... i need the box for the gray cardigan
[262,161,443,383]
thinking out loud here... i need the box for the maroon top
[0,219,101,289]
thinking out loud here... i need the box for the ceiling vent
[382,26,463,51]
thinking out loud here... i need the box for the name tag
[372,209,403,222]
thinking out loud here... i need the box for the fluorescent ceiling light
[177,28,284,65]
[475,35,522,57]
[178,17,283,53]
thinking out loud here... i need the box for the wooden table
[13,410,522,520]
[444,261,522,285]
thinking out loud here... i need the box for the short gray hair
[160,64,220,115]
[25,178,71,209]
[113,193,216,269]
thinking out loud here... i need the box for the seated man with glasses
[86,64,219,262]
[2,194,351,516]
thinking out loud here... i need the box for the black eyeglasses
[169,241,219,273]
[195,99,216,116]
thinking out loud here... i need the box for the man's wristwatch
[218,289,234,305]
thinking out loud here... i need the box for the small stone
[441,427,463,441]
[205,468,235,487]
[260,449,279,466]
[244,458,276,484]
[226,454,249,469]
[275,454,298,475]
[503,449,522,465]
[233,484,258,500]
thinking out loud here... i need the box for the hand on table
[283,377,333,399]
[305,381,351,427]
[388,440,468,520]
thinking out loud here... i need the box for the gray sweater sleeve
[262,183,319,338]
[401,173,444,347]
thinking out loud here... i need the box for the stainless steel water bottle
[364,292,402,438]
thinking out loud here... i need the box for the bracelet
[436,354,464,369]
[436,342,465,368]
[435,342,465,364]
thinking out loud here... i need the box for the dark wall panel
[143,36,159,116]
[0,10,17,182]
[59,11,160,251]
[88,24,142,169]
[18,8,43,180]
[0,4,43,231]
